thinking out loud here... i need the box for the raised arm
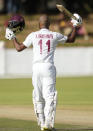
[66,27,77,43]
[13,38,26,52]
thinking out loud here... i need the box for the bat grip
[71,15,78,21]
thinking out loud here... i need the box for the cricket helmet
[6,15,25,34]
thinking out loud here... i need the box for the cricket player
[5,14,82,131]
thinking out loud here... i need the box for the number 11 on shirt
[38,39,50,54]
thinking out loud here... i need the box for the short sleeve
[56,32,68,44]
[23,33,34,47]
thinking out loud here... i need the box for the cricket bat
[56,4,78,20]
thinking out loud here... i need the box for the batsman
[5,11,82,131]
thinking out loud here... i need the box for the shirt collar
[40,28,49,31]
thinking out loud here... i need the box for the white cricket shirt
[23,28,68,64]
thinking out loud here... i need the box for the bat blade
[56,4,77,20]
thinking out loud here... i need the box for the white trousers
[32,63,57,129]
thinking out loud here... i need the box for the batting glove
[71,13,82,27]
[5,28,16,40]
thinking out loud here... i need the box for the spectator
[0,0,4,12]
[6,0,20,14]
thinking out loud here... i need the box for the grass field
[0,77,93,106]
[0,77,93,131]
[0,118,93,131]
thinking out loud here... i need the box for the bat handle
[71,15,78,21]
